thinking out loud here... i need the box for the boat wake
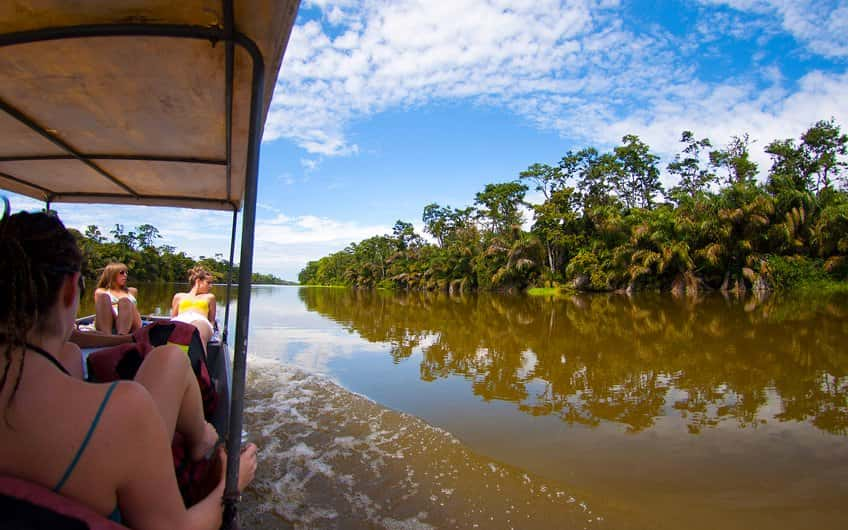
[240,357,604,529]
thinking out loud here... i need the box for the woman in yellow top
[94,262,142,335]
[171,266,216,348]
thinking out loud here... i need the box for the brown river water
[80,284,848,529]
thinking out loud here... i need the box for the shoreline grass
[526,287,562,296]
[782,278,848,296]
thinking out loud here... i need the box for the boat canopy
[0,0,298,211]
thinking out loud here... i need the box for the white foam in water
[239,358,604,529]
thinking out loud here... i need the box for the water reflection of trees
[298,288,848,435]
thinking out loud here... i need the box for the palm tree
[697,184,775,293]
[490,232,545,289]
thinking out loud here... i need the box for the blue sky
[6,0,848,281]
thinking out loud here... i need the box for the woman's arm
[69,329,134,348]
[207,294,217,324]
[171,294,181,317]
[128,287,138,297]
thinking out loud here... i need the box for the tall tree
[110,224,136,249]
[135,224,161,249]
[532,187,582,277]
[519,163,565,201]
[765,138,811,193]
[614,134,663,209]
[84,224,105,243]
[422,203,450,247]
[667,131,715,199]
[801,118,848,192]
[576,148,618,211]
[391,220,420,251]
[710,134,758,186]
[474,181,528,234]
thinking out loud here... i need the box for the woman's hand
[216,443,258,493]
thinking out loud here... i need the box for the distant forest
[299,119,848,295]
[70,224,294,285]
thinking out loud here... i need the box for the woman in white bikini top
[93,262,142,335]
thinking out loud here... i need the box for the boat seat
[0,475,127,529]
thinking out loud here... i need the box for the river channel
[80,284,848,529]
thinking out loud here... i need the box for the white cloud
[698,0,848,58]
[257,202,281,213]
[265,0,848,169]
[592,69,848,186]
[277,173,297,185]
[266,0,605,154]
[250,213,392,279]
[300,158,320,172]
[255,214,388,246]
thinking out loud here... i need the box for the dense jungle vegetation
[299,119,848,294]
[70,223,291,285]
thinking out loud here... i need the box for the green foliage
[473,181,528,234]
[71,223,285,284]
[613,134,663,209]
[301,120,848,294]
[667,131,715,200]
[766,255,829,288]
[710,134,759,186]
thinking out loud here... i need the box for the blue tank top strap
[109,505,122,523]
[53,381,120,493]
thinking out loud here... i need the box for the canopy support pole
[221,32,264,530]
[224,0,234,203]
[223,208,238,345]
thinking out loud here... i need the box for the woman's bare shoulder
[128,287,138,297]
[101,381,158,426]
[96,381,165,454]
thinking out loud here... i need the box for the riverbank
[527,278,848,298]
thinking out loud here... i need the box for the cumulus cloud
[251,213,392,278]
[255,213,389,246]
[595,69,848,187]
[698,0,848,58]
[265,0,847,168]
[266,0,608,154]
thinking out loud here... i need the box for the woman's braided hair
[0,210,82,409]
